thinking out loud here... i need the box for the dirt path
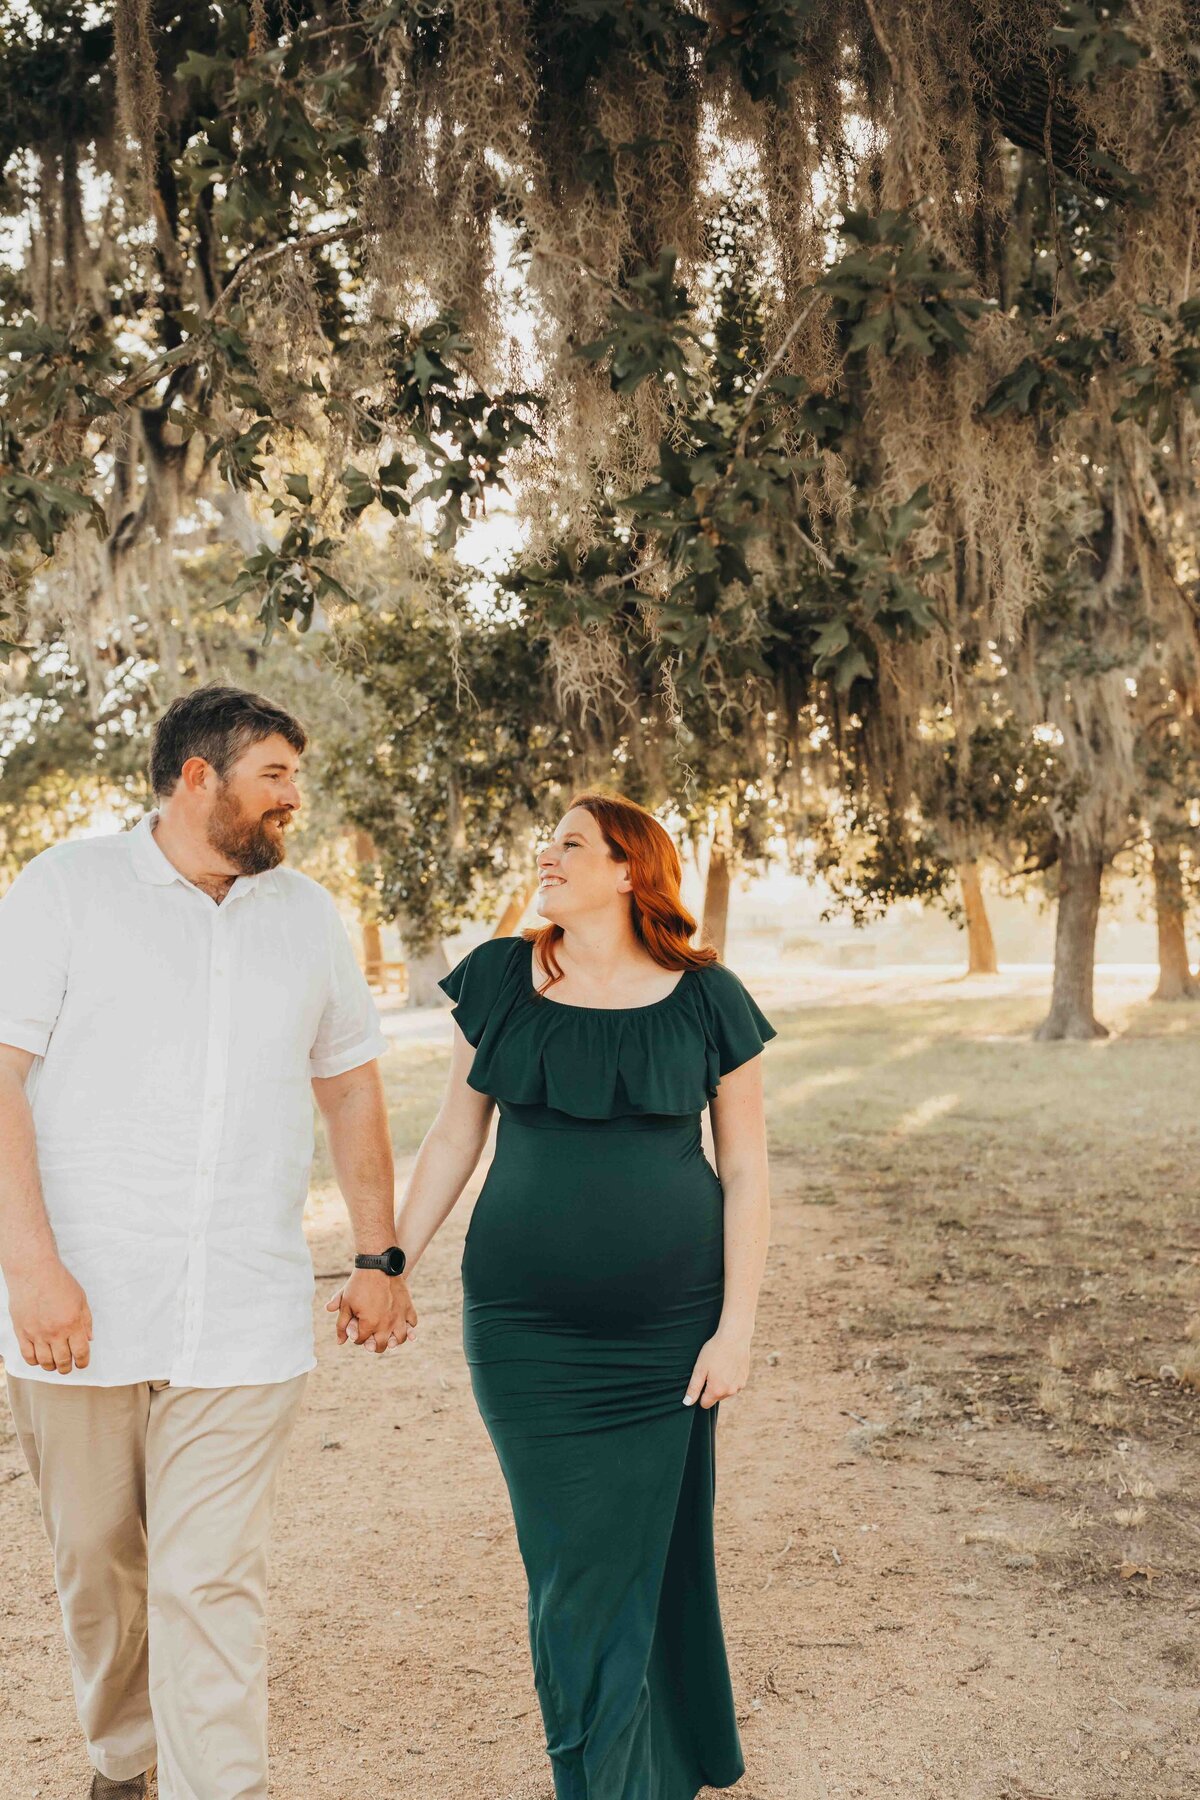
[2,970,1196,1798]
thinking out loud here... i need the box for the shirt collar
[128,811,281,898]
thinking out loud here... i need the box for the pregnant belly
[462,1119,725,1340]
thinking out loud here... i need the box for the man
[0,684,416,1800]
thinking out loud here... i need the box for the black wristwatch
[354,1246,407,1276]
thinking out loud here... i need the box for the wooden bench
[364,959,407,995]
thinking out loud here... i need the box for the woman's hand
[683,1329,752,1410]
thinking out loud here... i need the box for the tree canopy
[3,0,1200,1030]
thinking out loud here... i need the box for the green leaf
[657,439,695,494]
[846,310,890,353]
[175,48,232,89]
[812,619,850,659]
[832,646,872,691]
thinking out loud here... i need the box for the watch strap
[354,1247,406,1275]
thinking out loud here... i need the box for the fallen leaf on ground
[1119,1561,1163,1584]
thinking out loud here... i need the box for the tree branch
[734,295,822,458]
[208,221,367,323]
[111,222,368,402]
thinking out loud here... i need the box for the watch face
[384,1246,407,1276]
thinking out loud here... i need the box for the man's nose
[283,783,302,812]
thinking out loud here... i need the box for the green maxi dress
[439,936,777,1800]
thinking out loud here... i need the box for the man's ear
[178,755,214,795]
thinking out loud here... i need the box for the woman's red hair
[524,791,718,989]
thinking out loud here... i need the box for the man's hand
[8,1257,93,1374]
[325,1268,417,1354]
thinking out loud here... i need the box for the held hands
[683,1328,751,1410]
[324,1268,417,1355]
[9,1257,93,1375]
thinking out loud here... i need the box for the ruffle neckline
[439,936,776,1121]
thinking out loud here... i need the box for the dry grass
[746,965,1200,1610]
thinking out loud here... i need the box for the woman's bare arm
[393,1024,496,1273]
[323,1024,495,1328]
[683,1054,771,1409]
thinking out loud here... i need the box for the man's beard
[207,781,291,875]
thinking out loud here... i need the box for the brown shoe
[90,1770,152,1799]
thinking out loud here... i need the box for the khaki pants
[7,1372,307,1799]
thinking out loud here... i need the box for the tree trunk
[701,828,731,958]
[492,881,537,939]
[1151,842,1198,1001]
[957,861,998,975]
[405,936,449,1008]
[352,830,384,985]
[1034,838,1109,1041]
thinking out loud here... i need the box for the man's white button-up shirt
[0,813,388,1387]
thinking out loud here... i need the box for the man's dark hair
[149,685,308,797]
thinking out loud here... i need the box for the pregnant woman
[379,792,773,1799]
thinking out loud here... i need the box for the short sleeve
[439,936,522,1046]
[702,962,777,1078]
[0,852,71,1058]
[309,896,388,1079]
